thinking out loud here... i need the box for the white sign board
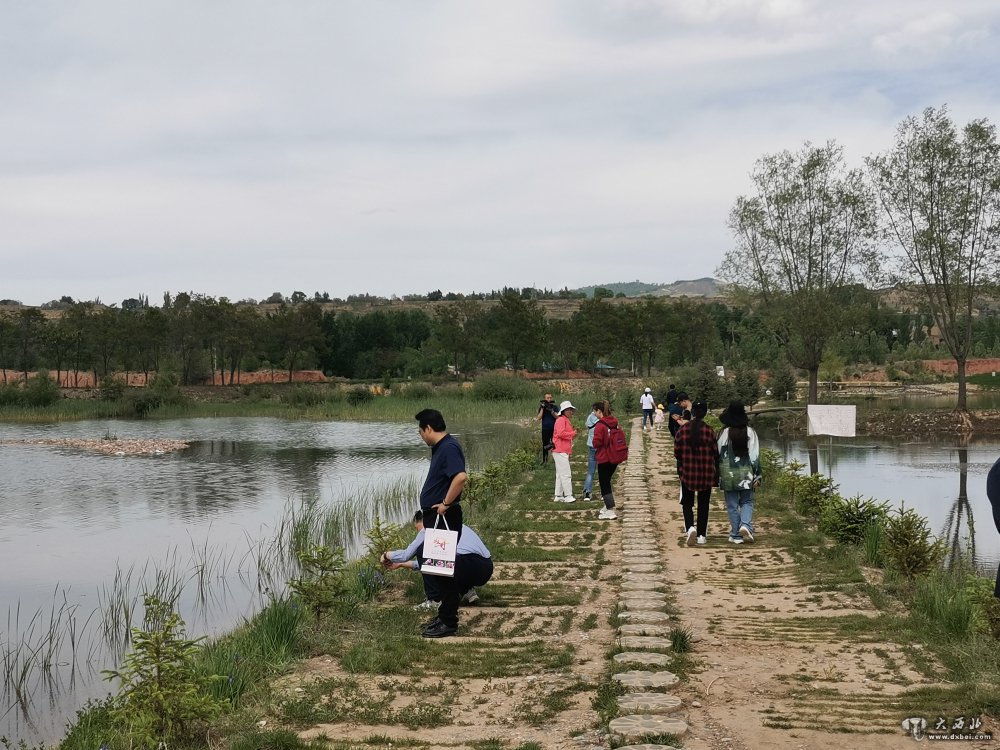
[807,405,856,437]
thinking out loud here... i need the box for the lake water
[0,416,522,744]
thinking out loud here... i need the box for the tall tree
[268,301,323,381]
[867,106,1000,411]
[720,141,878,403]
[432,300,483,376]
[14,308,47,380]
[485,290,546,370]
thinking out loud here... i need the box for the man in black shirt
[415,408,468,637]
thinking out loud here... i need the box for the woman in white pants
[552,401,578,502]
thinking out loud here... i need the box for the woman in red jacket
[591,401,621,520]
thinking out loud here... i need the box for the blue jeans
[642,408,654,427]
[724,490,754,539]
[583,447,597,494]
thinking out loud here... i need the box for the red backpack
[601,420,629,465]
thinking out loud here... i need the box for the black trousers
[597,462,618,507]
[541,425,554,463]
[422,560,487,601]
[423,503,463,626]
[681,486,712,537]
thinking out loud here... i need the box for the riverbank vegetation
[58,439,591,749]
[759,450,1000,719]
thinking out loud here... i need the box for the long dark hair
[728,425,749,459]
[688,401,708,449]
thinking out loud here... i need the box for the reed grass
[5,415,534,745]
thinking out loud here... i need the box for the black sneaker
[583,491,591,500]
[422,622,457,638]
[421,616,442,630]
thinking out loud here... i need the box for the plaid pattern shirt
[673,420,719,491]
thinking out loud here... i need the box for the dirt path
[642,424,962,749]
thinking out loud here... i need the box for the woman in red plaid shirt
[674,400,718,546]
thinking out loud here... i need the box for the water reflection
[942,446,974,570]
[0,416,526,745]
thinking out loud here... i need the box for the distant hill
[574,278,724,299]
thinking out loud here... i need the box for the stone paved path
[608,418,688,749]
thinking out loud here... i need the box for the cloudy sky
[2,0,999,306]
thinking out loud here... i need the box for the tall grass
[911,572,976,637]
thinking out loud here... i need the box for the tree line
[0,283,960,392]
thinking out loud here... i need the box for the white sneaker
[564,496,576,503]
[739,525,754,543]
[685,527,696,547]
[413,599,440,610]
[598,508,617,520]
[729,537,744,544]
[461,588,479,604]
[696,536,708,545]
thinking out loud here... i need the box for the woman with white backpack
[717,401,762,544]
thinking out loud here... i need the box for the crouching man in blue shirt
[382,509,494,622]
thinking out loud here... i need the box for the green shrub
[102,595,226,744]
[691,354,735,408]
[346,387,375,406]
[240,383,273,400]
[125,391,161,418]
[148,372,185,405]
[766,363,798,401]
[283,385,324,407]
[99,375,126,401]
[732,364,762,406]
[24,371,61,406]
[397,382,434,400]
[819,494,890,546]
[775,466,838,517]
[0,382,23,406]
[287,545,348,621]
[471,373,536,402]
[884,506,946,578]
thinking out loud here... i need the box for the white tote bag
[421,514,458,577]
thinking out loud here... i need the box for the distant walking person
[666,384,679,405]
[592,401,627,520]
[717,401,761,545]
[552,401,578,503]
[414,408,468,638]
[653,404,665,431]
[535,393,559,464]
[640,387,656,431]
[583,402,602,500]
[674,400,718,546]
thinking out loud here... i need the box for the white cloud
[1,1,1000,304]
